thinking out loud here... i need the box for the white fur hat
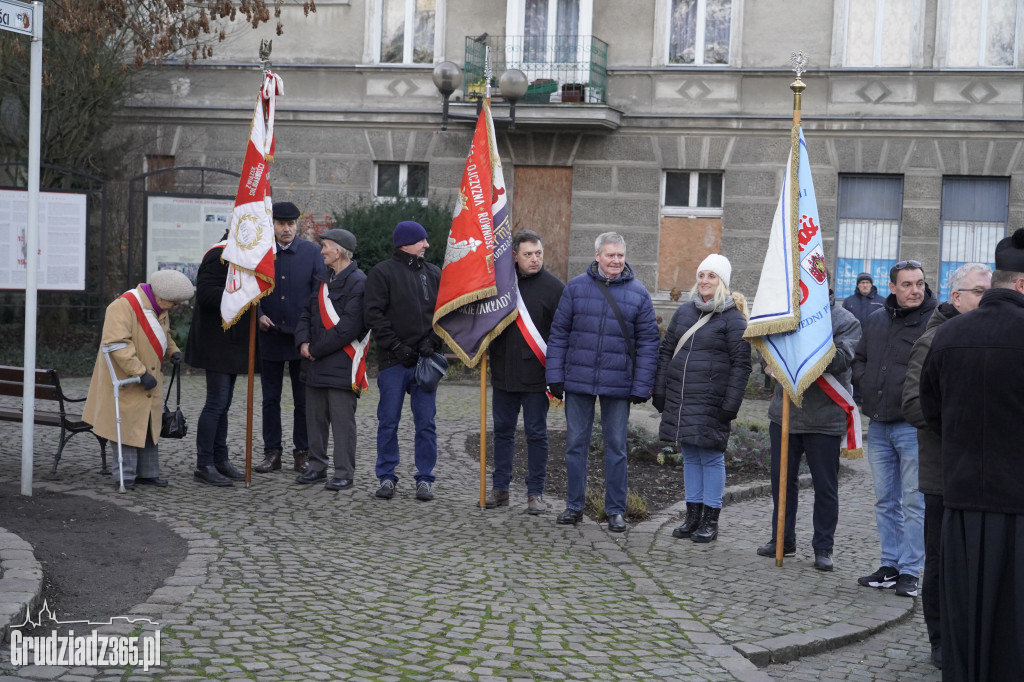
[697,253,732,288]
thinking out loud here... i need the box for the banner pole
[245,307,256,487]
[479,353,488,508]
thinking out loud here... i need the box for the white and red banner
[317,282,371,394]
[220,72,283,329]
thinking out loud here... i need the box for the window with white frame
[663,171,723,211]
[941,0,1018,67]
[378,0,436,64]
[667,0,733,65]
[375,162,428,201]
[842,0,919,66]
[835,175,903,299]
[938,176,1008,298]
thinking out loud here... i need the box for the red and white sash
[119,288,167,359]
[814,373,863,459]
[514,294,558,402]
[318,282,371,395]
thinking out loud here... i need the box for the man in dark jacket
[901,262,990,669]
[546,232,660,532]
[852,260,936,598]
[253,201,326,475]
[842,272,885,327]
[364,220,443,502]
[920,230,1024,681]
[294,229,366,491]
[757,293,861,571]
[485,230,564,515]
[184,232,251,487]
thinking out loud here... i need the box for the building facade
[128,0,1024,308]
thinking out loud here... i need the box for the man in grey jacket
[901,262,991,669]
[756,293,861,571]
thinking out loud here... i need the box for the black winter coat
[655,294,752,452]
[490,266,564,393]
[852,287,936,422]
[294,262,367,391]
[184,241,254,375]
[920,287,1024,513]
[842,286,885,327]
[363,249,442,371]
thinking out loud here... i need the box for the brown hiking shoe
[485,489,509,509]
[292,449,309,472]
[254,449,282,473]
[527,495,549,515]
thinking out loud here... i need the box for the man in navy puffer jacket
[546,232,660,533]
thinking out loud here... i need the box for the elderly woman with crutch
[83,270,194,490]
[653,254,751,543]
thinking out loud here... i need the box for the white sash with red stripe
[514,293,559,403]
[814,373,863,459]
[318,282,371,395]
[120,289,167,359]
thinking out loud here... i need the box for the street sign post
[2,0,44,496]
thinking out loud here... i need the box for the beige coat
[82,287,180,447]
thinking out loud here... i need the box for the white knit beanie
[696,253,732,289]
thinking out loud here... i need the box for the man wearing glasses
[919,229,1024,679]
[852,259,936,599]
[901,262,991,669]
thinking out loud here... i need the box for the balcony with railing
[464,35,609,105]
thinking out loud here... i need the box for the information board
[0,189,87,291]
[145,195,235,283]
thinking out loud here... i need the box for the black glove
[140,372,158,390]
[652,394,666,413]
[171,352,183,365]
[417,337,436,357]
[717,407,739,423]
[547,383,564,401]
[393,344,417,367]
[629,395,649,405]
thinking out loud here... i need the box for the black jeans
[769,422,841,550]
[923,492,943,650]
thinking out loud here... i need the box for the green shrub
[584,486,649,522]
[725,421,772,471]
[333,196,455,272]
[0,324,98,377]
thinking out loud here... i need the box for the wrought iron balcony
[464,35,608,105]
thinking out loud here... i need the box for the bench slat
[0,379,60,401]
[0,365,55,385]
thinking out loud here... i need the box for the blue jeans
[867,419,925,578]
[681,444,725,509]
[492,388,549,496]
[260,358,308,452]
[375,364,437,484]
[196,370,236,467]
[564,393,629,516]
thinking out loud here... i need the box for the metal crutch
[101,342,141,493]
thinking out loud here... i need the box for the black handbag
[160,363,188,439]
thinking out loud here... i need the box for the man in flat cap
[253,201,327,476]
[920,228,1024,679]
[83,270,194,489]
[294,229,367,490]
[364,220,443,501]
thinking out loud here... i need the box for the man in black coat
[842,272,885,327]
[364,220,443,502]
[485,230,564,515]
[920,229,1024,681]
[184,232,251,486]
[852,260,936,598]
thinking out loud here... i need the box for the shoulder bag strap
[673,312,712,358]
[594,281,636,369]
[164,362,179,409]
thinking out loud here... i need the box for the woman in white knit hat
[652,254,751,542]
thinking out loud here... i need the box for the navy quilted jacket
[655,294,752,451]
[546,262,660,399]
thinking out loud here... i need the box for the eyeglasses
[894,260,922,270]
[955,288,987,296]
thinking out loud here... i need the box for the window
[378,0,436,64]
[375,163,428,201]
[835,175,904,298]
[524,0,579,62]
[938,176,1008,298]
[941,0,1018,67]
[663,171,723,211]
[667,0,732,65]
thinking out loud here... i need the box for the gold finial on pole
[259,39,273,74]
[790,51,809,126]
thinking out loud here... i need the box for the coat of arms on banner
[800,242,828,286]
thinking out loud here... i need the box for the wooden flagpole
[245,307,256,486]
[775,54,807,566]
[479,354,488,508]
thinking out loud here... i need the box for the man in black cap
[842,272,885,327]
[920,228,1024,680]
[253,201,326,476]
[294,228,367,490]
[363,220,442,501]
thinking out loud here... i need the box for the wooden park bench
[0,365,108,479]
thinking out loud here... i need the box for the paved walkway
[0,377,940,681]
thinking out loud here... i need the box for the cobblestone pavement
[0,377,940,680]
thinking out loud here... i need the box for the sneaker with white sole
[415,480,434,501]
[857,565,899,588]
[527,495,549,515]
[375,479,395,499]
[894,573,919,597]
